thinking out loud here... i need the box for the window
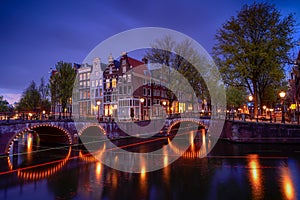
[95,89,98,97]
[128,86,132,95]
[123,66,126,73]
[106,79,110,89]
[109,67,112,74]
[128,74,131,82]
[147,98,151,107]
[143,87,147,96]
[87,73,90,80]
[83,73,86,80]
[148,88,151,96]
[79,74,83,81]
[119,86,123,94]
[124,86,127,94]
[87,81,90,87]
[99,79,103,86]
[91,80,95,87]
[112,78,117,88]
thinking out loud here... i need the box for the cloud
[0,88,21,104]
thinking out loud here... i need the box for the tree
[39,77,51,112]
[226,86,247,109]
[18,81,41,115]
[0,96,9,112]
[213,2,296,115]
[146,35,209,113]
[50,61,76,119]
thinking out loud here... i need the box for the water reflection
[1,131,300,199]
[168,129,209,159]
[17,146,71,181]
[247,154,264,200]
[281,166,296,200]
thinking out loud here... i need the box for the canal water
[0,131,299,200]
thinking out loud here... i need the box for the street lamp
[140,98,145,120]
[42,110,46,120]
[263,105,267,115]
[96,100,101,121]
[248,95,253,120]
[279,91,286,124]
[249,95,253,101]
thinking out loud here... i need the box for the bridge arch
[5,123,72,155]
[78,123,107,136]
[167,118,208,135]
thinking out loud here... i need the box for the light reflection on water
[0,129,300,199]
[247,154,264,200]
[281,164,297,200]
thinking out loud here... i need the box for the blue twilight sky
[0,0,300,103]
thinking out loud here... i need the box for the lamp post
[96,100,101,122]
[42,110,46,120]
[249,95,253,120]
[162,100,167,118]
[263,105,267,116]
[140,98,145,121]
[279,91,286,124]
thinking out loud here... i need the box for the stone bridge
[0,118,211,155]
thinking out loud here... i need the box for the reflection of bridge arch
[5,123,72,155]
[167,118,208,135]
[7,147,72,181]
[167,129,209,159]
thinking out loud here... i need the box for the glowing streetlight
[140,98,145,120]
[96,100,101,121]
[279,91,286,124]
[263,105,267,115]
[249,95,253,101]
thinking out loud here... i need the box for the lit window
[112,78,117,88]
[106,79,110,89]
[128,74,131,82]
[99,79,103,86]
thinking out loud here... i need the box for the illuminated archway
[5,123,72,155]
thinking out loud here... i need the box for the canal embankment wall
[221,120,300,143]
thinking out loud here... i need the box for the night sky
[1,0,300,103]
